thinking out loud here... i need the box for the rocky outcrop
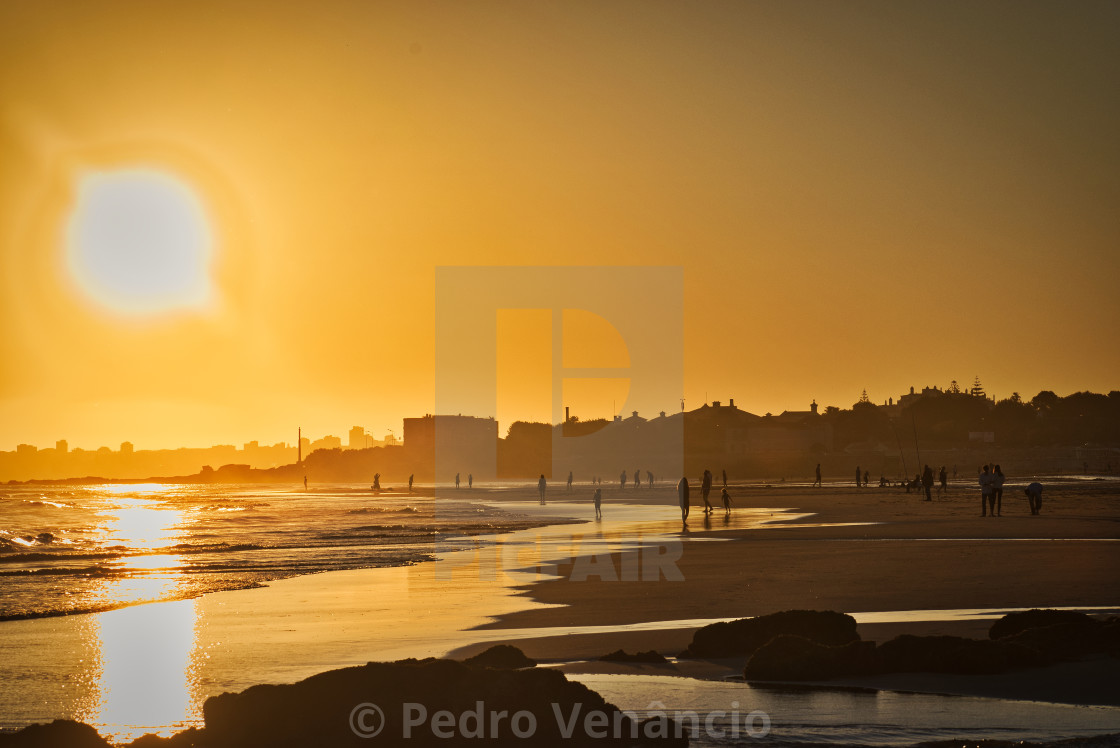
[743,637,877,680]
[681,610,859,658]
[200,657,686,746]
[598,650,669,664]
[0,720,111,748]
[1,658,687,747]
[989,609,1101,640]
[462,644,537,670]
[1001,618,1120,661]
[742,609,1115,682]
[875,634,1045,675]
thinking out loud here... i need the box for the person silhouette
[1024,482,1043,515]
[864,470,870,488]
[722,469,727,488]
[593,488,602,520]
[303,475,308,490]
[677,476,690,523]
[814,463,822,487]
[408,474,414,493]
[633,468,641,488]
[455,473,460,489]
[468,473,473,489]
[567,471,573,492]
[938,466,947,496]
[855,466,862,488]
[721,487,732,514]
[620,470,627,489]
[701,469,714,513]
[993,465,1005,516]
[646,470,653,487]
[372,473,381,492]
[979,464,994,516]
[538,474,547,505]
[921,464,934,501]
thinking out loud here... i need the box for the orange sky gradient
[2,1,1118,450]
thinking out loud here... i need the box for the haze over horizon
[3,1,1118,451]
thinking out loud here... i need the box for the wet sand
[451,480,1120,705]
[484,481,1119,628]
[3,480,1118,741]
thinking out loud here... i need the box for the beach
[1,479,1118,744]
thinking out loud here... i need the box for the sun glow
[65,170,214,315]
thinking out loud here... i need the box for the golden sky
[2,0,1118,450]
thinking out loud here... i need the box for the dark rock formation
[1,659,687,747]
[462,644,537,670]
[1002,618,1120,660]
[200,657,685,746]
[744,636,877,680]
[0,719,111,748]
[989,609,1100,640]
[681,610,859,658]
[598,650,669,664]
[875,634,1046,675]
[737,609,1120,682]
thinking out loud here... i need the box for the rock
[462,644,536,670]
[989,609,1097,640]
[876,634,1044,675]
[201,657,686,746]
[1003,619,1120,660]
[681,610,859,658]
[0,719,111,748]
[126,730,203,747]
[598,650,669,664]
[744,636,877,681]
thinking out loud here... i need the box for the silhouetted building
[404,414,498,481]
[348,426,366,449]
[310,435,342,451]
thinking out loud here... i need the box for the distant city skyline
[3,377,1106,454]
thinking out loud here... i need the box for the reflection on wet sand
[88,599,200,742]
[78,488,201,742]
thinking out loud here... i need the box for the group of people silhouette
[676,470,732,523]
[809,461,1041,515]
[978,464,1007,516]
[534,468,735,523]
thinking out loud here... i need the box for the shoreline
[2,482,1119,742]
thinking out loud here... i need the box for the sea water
[573,674,1120,747]
[0,483,560,620]
[2,483,1118,746]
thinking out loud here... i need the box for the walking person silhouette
[677,476,690,524]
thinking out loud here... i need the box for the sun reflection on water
[105,497,185,550]
[71,486,204,741]
[88,599,202,742]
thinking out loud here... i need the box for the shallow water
[1,485,1115,746]
[0,483,563,620]
[572,674,1120,747]
[0,494,833,742]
